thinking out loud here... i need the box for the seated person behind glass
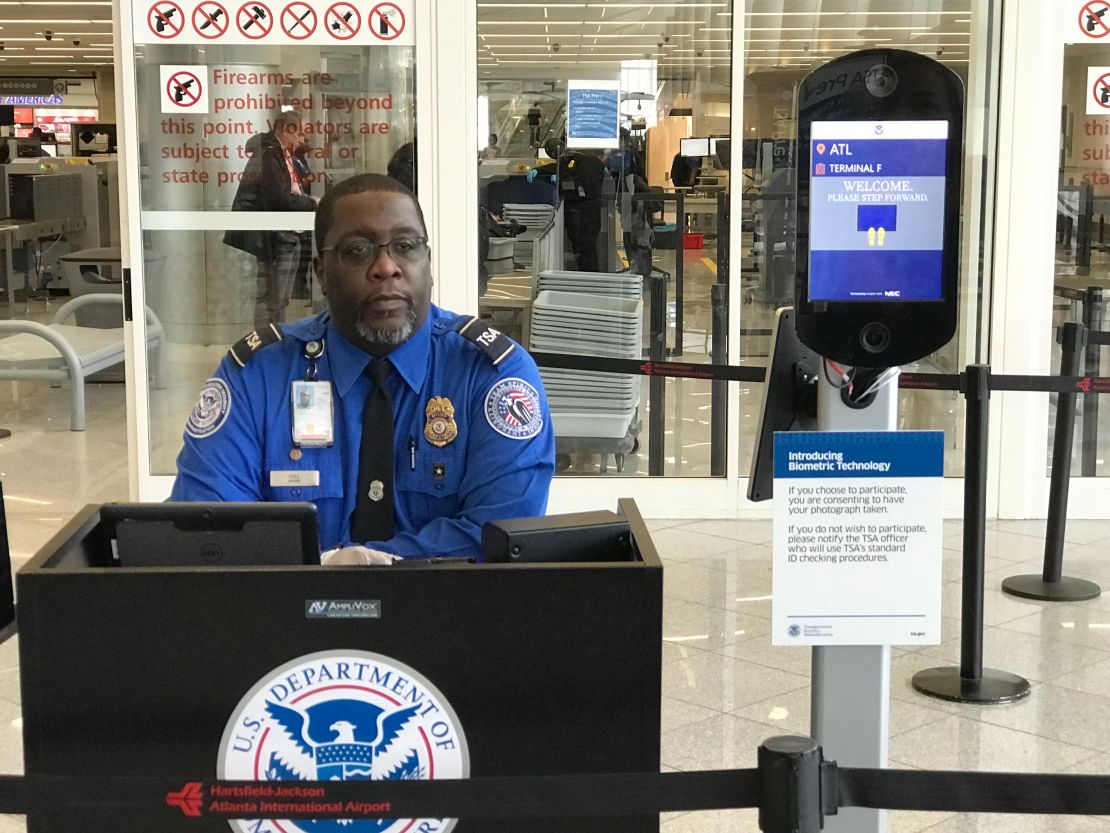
[172,173,556,565]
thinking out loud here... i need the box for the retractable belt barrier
[529,351,1110,395]
[4,738,1110,828]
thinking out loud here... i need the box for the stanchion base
[0,429,10,439]
[911,666,1031,704]
[1001,574,1101,602]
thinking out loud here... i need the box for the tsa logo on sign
[218,650,469,833]
[787,624,802,638]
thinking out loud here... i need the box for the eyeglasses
[321,236,429,268]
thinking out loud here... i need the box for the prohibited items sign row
[137,0,411,44]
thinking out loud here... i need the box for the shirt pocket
[263,447,344,503]
[397,448,464,499]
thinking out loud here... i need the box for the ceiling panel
[0,0,112,70]
[478,0,973,79]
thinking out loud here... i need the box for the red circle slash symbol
[166,71,202,108]
[236,0,273,38]
[1093,72,1110,110]
[1081,1,1110,39]
[325,2,359,39]
[148,0,184,38]
[192,1,228,38]
[281,1,316,38]
[369,1,404,41]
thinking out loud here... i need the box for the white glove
[321,546,401,566]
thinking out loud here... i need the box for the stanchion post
[674,190,685,357]
[709,191,729,477]
[1081,286,1102,477]
[961,363,990,680]
[710,283,728,477]
[912,365,1031,704]
[648,273,667,476]
[1002,324,1100,601]
[758,736,827,833]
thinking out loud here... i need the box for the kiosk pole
[1002,324,1100,601]
[810,367,896,833]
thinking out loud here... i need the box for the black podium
[18,499,663,833]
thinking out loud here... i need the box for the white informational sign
[1087,66,1110,114]
[566,79,621,150]
[1072,0,1110,42]
[134,0,414,46]
[772,431,943,646]
[160,65,209,114]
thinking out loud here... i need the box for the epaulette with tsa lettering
[455,316,516,367]
[227,323,283,368]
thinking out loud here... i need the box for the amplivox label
[305,599,381,619]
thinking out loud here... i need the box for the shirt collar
[325,312,431,396]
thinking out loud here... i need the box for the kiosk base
[1001,574,1101,602]
[911,666,1031,704]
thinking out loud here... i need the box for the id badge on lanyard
[291,339,334,447]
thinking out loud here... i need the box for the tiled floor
[2,360,1110,830]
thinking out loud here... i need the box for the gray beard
[356,308,417,345]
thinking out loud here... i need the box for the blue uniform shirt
[170,306,555,557]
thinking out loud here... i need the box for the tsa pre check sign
[772,431,943,646]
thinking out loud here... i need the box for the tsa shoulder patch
[484,377,543,440]
[186,377,232,439]
[456,316,516,366]
[227,323,282,368]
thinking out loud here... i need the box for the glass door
[119,0,428,498]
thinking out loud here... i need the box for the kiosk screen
[808,119,948,302]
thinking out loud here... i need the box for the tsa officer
[171,173,556,561]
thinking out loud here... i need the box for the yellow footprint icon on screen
[867,227,876,247]
[877,227,886,247]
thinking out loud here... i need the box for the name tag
[270,470,321,488]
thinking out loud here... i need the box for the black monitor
[746,307,819,502]
[97,502,321,567]
[742,139,759,169]
[712,137,731,170]
[482,510,634,563]
[0,106,13,127]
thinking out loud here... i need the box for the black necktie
[350,359,395,543]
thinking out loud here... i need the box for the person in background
[480,133,501,160]
[527,102,543,148]
[670,151,701,189]
[27,127,49,157]
[173,174,555,562]
[531,144,609,272]
[224,110,318,328]
[387,141,416,192]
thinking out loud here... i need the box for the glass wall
[477,0,994,480]
[738,1,992,480]
[134,38,416,474]
[476,0,734,478]
[1054,43,1110,477]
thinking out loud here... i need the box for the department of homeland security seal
[186,378,231,439]
[218,650,469,833]
[483,378,542,440]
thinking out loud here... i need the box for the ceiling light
[745,10,972,15]
[481,20,700,26]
